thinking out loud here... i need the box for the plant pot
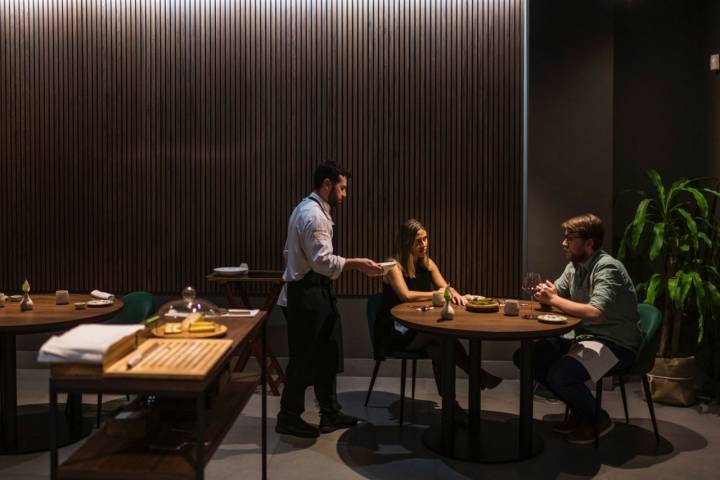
[648,355,696,406]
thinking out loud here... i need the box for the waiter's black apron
[286,271,344,387]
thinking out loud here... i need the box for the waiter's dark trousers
[280,273,343,417]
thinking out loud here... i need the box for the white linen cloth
[278,192,346,307]
[565,340,619,383]
[91,290,114,300]
[37,324,144,363]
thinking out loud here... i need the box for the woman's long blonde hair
[393,219,430,279]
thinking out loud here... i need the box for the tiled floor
[2,369,720,479]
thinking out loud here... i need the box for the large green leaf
[667,178,693,207]
[708,266,720,283]
[698,231,713,248]
[631,198,653,249]
[692,273,706,343]
[617,223,633,260]
[681,187,709,218]
[647,169,666,208]
[703,187,720,200]
[678,271,693,307]
[649,222,665,260]
[676,208,698,251]
[645,273,664,305]
[707,282,720,312]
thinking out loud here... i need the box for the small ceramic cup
[56,290,70,305]
[432,290,446,307]
[504,299,520,316]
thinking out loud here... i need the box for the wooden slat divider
[0,0,523,298]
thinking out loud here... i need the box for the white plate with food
[214,266,249,276]
[87,299,114,308]
[537,314,567,324]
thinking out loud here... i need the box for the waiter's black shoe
[275,412,319,438]
[319,412,359,433]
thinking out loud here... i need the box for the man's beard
[568,250,590,264]
[328,189,339,208]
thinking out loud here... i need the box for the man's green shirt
[554,249,642,353]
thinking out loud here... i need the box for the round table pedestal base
[0,404,93,455]
[422,418,543,463]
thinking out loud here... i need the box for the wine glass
[521,272,542,318]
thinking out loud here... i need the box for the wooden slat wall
[0,0,523,297]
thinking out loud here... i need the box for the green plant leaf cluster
[619,170,720,354]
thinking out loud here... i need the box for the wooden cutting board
[104,338,233,380]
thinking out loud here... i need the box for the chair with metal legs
[364,293,428,426]
[564,303,662,447]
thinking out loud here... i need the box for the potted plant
[618,169,720,405]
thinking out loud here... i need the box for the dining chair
[96,291,157,427]
[565,303,662,447]
[364,293,427,426]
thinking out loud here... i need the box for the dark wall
[527,0,615,280]
[613,0,710,240]
[706,0,720,180]
[0,0,524,298]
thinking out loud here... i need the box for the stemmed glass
[521,272,542,319]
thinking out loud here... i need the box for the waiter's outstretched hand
[345,258,384,276]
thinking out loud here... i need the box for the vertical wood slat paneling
[0,0,523,297]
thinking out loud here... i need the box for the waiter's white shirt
[278,192,346,307]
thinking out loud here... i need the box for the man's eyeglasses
[563,234,586,241]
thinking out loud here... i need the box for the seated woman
[374,219,502,401]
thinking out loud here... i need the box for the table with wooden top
[206,270,286,395]
[0,293,123,454]
[49,310,269,480]
[392,301,581,463]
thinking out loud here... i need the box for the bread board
[104,338,233,380]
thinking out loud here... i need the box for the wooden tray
[151,323,228,339]
[465,302,500,313]
[105,338,233,380]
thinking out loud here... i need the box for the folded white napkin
[223,309,260,317]
[37,324,144,363]
[91,290,114,300]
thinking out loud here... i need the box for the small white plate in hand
[369,261,396,277]
[538,314,567,324]
[87,299,113,308]
[379,261,397,274]
[214,266,249,276]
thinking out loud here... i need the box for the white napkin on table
[91,290,115,300]
[37,324,144,363]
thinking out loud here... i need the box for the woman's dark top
[373,260,434,360]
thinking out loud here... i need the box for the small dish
[538,314,567,324]
[74,302,87,310]
[9,295,22,302]
[87,299,113,308]
[379,261,396,275]
[213,266,249,276]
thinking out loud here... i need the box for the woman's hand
[450,288,467,306]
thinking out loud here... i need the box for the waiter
[276,161,383,438]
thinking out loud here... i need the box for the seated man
[515,213,642,444]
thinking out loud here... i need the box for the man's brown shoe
[552,411,579,435]
[566,415,614,445]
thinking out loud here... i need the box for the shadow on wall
[334,390,707,480]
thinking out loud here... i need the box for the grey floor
[2,369,720,479]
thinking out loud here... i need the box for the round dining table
[392,301,580,463]
[0,293,123,454]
